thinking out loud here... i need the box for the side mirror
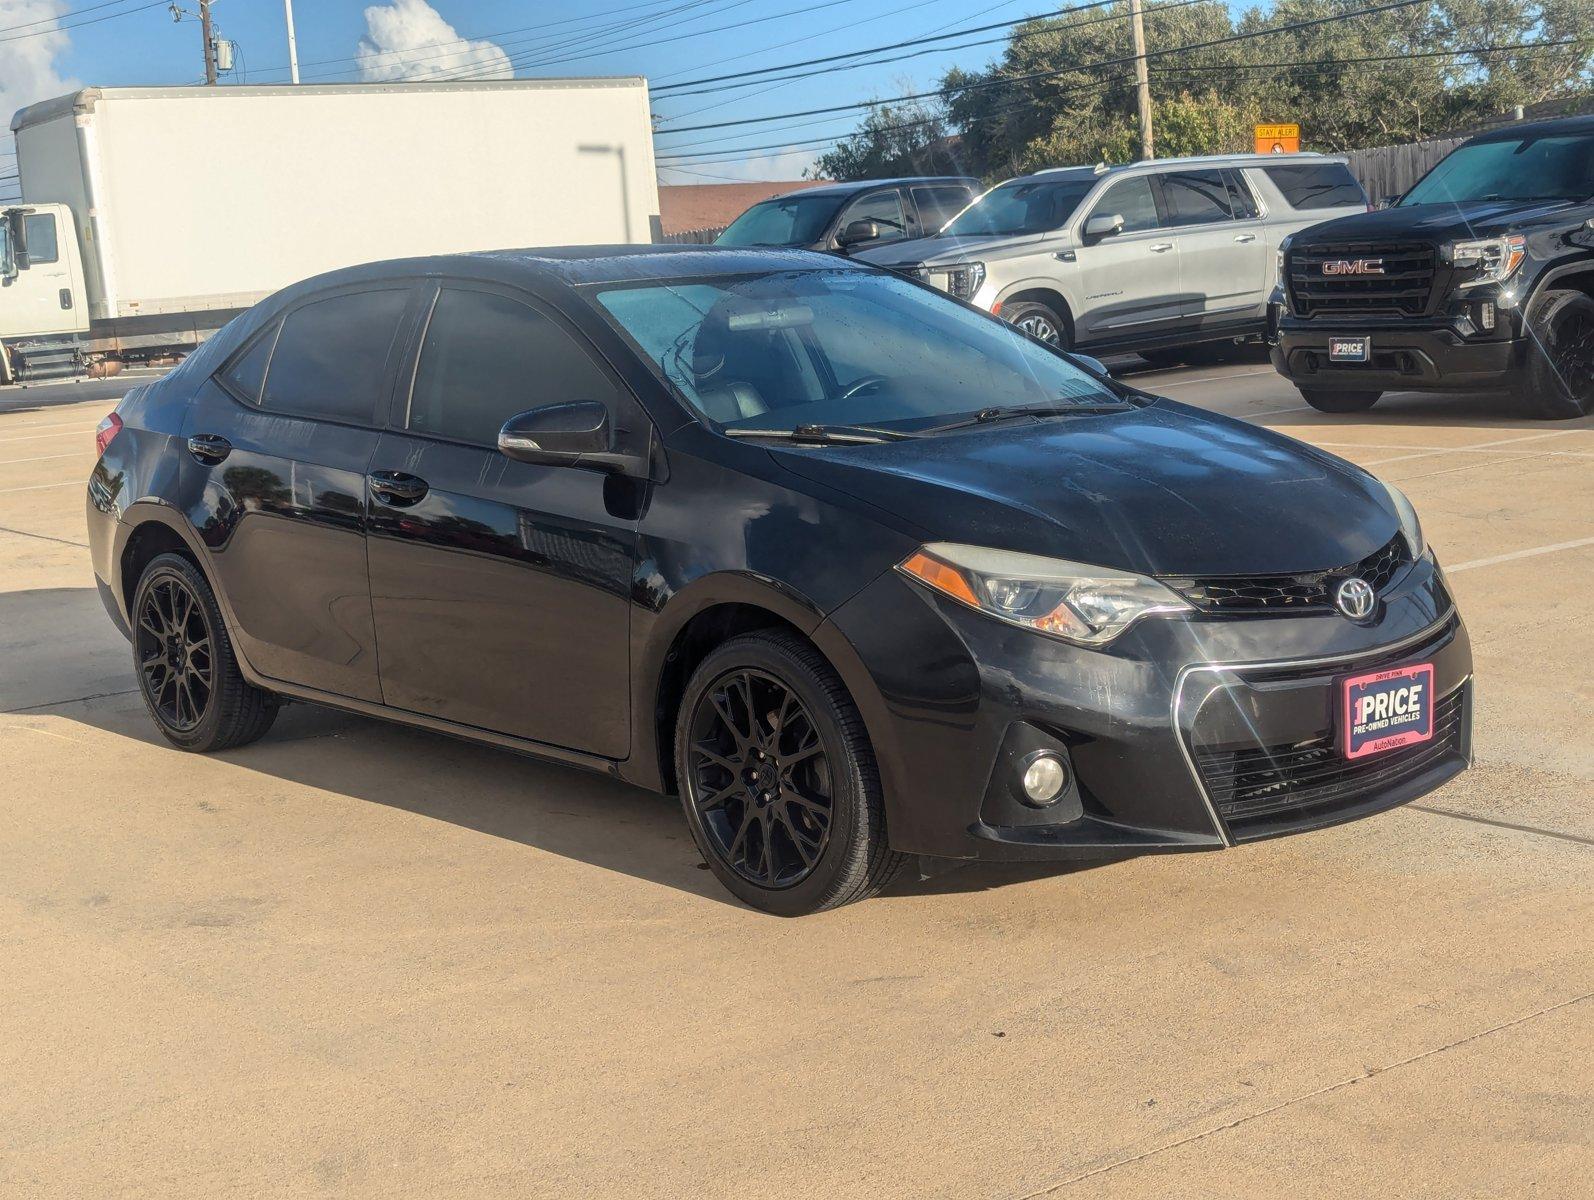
[1069,353,1110,378]
[1,209,26,280]
[836,218,880,249]
[1083,213,1125,240]
[1376,194,1401,210]
[498,401,641,475]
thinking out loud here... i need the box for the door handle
[1234,233,1257,243]
[369,470,429,505]
[59,288,72,310]
[1149,242,1173,253]
[186,433,232,464]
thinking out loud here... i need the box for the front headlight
[898,543,1192,646]
[943,261,986,301]
[1445,235,1525,289]
[1381,481,1426,559]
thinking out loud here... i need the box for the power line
[0,0,167,45]
[655,0,1433,136]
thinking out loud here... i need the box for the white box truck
[0,79,660,382]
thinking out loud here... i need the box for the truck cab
[1,202,90,382]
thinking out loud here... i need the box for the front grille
[1163,534,1408,614]
[1195,686,1467,833]
[1287,241,1436,317]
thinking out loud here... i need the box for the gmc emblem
[1322,258,1385,276]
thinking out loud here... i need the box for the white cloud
[356,0,510,83]
[0,1,80,135]
[658,147,820,185]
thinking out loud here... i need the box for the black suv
[1272,115,1594,419]
[714,177,980,256]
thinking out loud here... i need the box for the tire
[674,630,909,916]
[131,552,279,752]
[1298,387,1382,413]
[1514,288,1594,419]
[1002,300,1070,348]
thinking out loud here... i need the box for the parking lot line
[0,451,96,466]
[1361,429,1585,466]
[0,431,94,444]
[0,480,82,495]
[1445,536,1594,574]
[0,417,110,432]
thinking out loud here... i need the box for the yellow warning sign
[1255,123,1301,153]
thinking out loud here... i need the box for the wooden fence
[658,225,728,244]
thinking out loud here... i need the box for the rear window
[260,288,410,423]
[1264,164,1366,210]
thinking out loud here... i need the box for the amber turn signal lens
[900,549,981,607]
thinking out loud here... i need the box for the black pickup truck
[1270,114,1594,419]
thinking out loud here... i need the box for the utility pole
[283,0,300,84]
[1130,0,1153,160]
[199,0,217,85]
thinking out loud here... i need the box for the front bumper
[1272,320,1522,393]
[822,555,1470,861]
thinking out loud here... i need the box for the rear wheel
[675,631,908,915]
[132,553,279,752]
[1514,288,1594,419]
[1002,300,1070,348]
[1298,387,1382,413]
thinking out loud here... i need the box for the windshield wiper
[919,402,1126,433]
[723,423,916,444]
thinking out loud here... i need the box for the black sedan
[86,246,1471,914]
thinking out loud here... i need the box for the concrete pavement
[1,365,1589,1198]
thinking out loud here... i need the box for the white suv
[858,154,1367,360]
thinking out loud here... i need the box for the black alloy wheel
[136,572,213,732]
[1517,288,1594,419]
[686,668,833,889]
[675,631,908,915]
[132,553,280,752]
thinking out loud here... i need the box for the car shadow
[13,584,1116,912]
[1266,387,1594,431]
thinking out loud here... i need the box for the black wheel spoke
[137,572,215,734]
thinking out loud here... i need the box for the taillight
[95,412,123,456]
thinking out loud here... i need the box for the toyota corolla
[86,246,1472,915]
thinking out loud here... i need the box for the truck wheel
[1515,289,1594,419]
[1003,301,1070,348]
[1299,388,1381,413]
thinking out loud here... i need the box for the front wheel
[1514,288,1594,419]
[1298,387,1382,413]
[1002,300,1070,348]
[675,631,908,915]
[132,553,279,752]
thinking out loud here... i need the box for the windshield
[942,178,1095,237]
[715,194,847,247]
[590,269,1124,432]
[1401,134,1594,205]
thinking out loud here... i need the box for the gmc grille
[1287,241,1436,317]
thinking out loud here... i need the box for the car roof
[1466,113,1594,143]
[772,176,980,198]
[276,244,860,296]
[1021,153,1347,184]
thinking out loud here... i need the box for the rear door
[183,283,417,701]
[364,282,640,757]
[1070,174,1183,344]
[1162,168,1268,327]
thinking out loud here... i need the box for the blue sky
[0,0,1248,189]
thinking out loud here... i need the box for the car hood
[1293,197,1583,243]
[768,400,1400,578]
[856,231,1046,268]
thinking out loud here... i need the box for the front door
[1161,168,1269,327]
[365,284,638,758]
[0,208,85,339]
[1071,175,1183,344]
[181,283,417,702]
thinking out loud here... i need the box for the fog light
[1478,300,1495,331]
[1020,752,1069,806]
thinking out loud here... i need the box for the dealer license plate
[1329,336,1370,362]
[1341,663,1435,760]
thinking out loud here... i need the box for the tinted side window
[837,190,908,242]
[219,320,280,404]
[1225,170,1260,219]
[911,185,974,230]
[1091,176,1160,232]
[408,288,622,446]
[24,214,58,264]
[1264,163,1367,209]
[261,288,409,423]
[1163,170,1235,226]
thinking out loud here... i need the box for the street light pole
[199,0,217,85]
[283,0,300,84]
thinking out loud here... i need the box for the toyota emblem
[1334,576,1377,621]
